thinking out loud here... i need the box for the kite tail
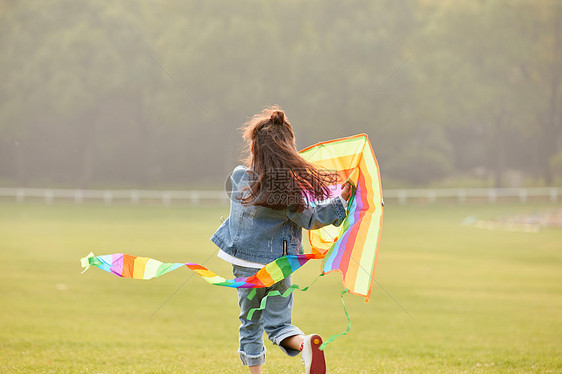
[246,284,302,320]
[80,252,321,287]
[245,274,325,320]
[319,289,351,351]
[81,252,100,273]
[245,276,351,351]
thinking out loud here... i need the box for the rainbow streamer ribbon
[81,252,322,288]
[81,134,383,300]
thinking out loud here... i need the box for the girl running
[211,106,351,374]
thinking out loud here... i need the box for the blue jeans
[233,265,304,366]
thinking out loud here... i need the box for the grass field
[0,201,561,373]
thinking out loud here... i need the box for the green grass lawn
[0,201,560,373]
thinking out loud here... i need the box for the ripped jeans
[233,265,304,366]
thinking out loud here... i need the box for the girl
[211,106,352,374]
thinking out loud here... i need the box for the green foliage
[0,0,560,187]
[386,147,452,185]
[550,151,562,177]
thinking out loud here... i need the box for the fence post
[221,192,229,205]
[428,190,437,204]
[519,188,527,203]
[45,189,54,204]
[458,189,466,204]
[103,190,112,205]
[74,189,83,204]
[130,190,139,204]
[398,190,406,205]
[190,191,200,205]
[16,188,25,203]
[488,189,497,203]
[162,192,171,206]
[550,188,558,203]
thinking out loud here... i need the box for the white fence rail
[383,187,561,204]
[0,187,560,205]
[0,187,227,205]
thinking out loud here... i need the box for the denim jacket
[210,165,347,264]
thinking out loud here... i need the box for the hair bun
[271,110,285,125]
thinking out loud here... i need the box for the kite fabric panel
[299,133,384,300]
[81,133,383,300]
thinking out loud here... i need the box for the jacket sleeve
[284,197,347,230]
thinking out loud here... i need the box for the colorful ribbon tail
[246,284,302,320]
[80,252,101,274]
[245,273,325,320]
[319,289,351,351]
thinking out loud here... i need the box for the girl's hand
[341,182,353,201]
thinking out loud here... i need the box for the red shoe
[302,334,326,374]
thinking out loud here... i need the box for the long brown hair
[239,105,336,211]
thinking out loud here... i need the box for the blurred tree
[415,0,537,187]
[0,0,158,186]
[416,0,562,186]
[520,0,562,184]
[0,0,558,188]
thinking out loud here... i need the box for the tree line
[0,0,560,188]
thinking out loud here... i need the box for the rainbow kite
[301,133,383,300]
[81,134,383,300]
